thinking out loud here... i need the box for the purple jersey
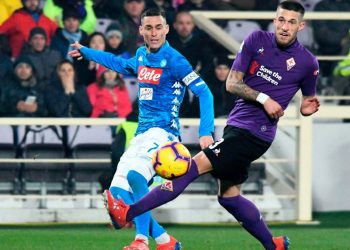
[228,30,318,142]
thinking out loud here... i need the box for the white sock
[135,234,149,245]
[155,233,170,244]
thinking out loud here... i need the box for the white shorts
[110,127,179,192]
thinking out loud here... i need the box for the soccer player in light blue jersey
[69,7,214,250]
[98,1,320,250]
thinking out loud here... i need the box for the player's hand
[68,41,84,60]
[263,97,284,120]
[199,135,214,149]
[300,96,320,116]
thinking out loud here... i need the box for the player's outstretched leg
[103,160,200,229]
[218,195,290,250]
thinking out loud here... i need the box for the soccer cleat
[123,239,149,250]
[102,189,129,229]
[273,236,290,250]
[156,235,182,250]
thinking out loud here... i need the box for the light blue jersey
[80,41,214,138]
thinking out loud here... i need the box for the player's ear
[139,25,144,36]
[165,24,169,35]
[298,21,305,32]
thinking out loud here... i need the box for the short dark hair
[141,8,166,23]
[278,0,305,18]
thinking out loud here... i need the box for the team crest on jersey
[138,66,162,84]
[161,181,174,192]
[160,59,167,67]
[286,57,296,71]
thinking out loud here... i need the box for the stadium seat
[0,143,21,194]
[21,143,69,195]
[67,125,113,147]
[94,18,114,33]
[71,143,112,194]
[243,162,266,195]
[225,20,261,43]
[17,125,69,194]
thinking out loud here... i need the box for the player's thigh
[203,126,271,185]
[114,128,179,187]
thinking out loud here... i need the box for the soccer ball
[152,142,192,180]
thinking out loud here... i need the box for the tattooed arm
[226,69,284,119]
[226,69,259,101]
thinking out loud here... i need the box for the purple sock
[218,195,275,250]
[127,160,199,221]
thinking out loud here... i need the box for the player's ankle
[155,232,170,244]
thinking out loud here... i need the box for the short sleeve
[231,31,259,74]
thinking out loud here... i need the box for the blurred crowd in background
[1,0,350,120]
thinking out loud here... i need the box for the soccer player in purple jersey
[103,1,320,249]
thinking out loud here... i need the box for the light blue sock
[127,171,166,239]
[109,186,134,204]
[150,216,167,240]
[127,170,151,238]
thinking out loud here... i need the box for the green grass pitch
[0,212,349,250]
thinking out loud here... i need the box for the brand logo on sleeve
[138,66,162,84]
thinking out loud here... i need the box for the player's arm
[187,76,215,148]
[300,96,320,116]
[226,69,284,119]
[173,55,214,148]
[300,57,320,116]
[69,41,136,76]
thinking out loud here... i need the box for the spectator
[169,11,214,75]
[117,0,146,56]
[45,60,92,117]
[205,56,236,117]
[87,69,132,118]
[0,35,13,116]
[332,31,350,105]
[0,0,57,59]
[2,56,47,117]
[0,0,22,25]
[88,32,107,80]
[20,27,62,85]
[105,23,131,59]
[312,0,350,76]
[50,8,91,85]
[168,11,214,118]
[50,8,89,61]
[43,0,97,35]
[0,35,13,80]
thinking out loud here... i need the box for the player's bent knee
[127,170,148,192]
[192,151,213,175]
